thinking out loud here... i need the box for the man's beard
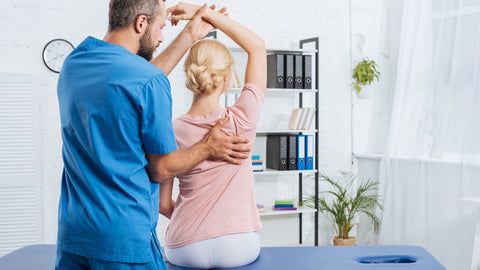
[137,26,157,61]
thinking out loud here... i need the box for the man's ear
[134,15,148,34]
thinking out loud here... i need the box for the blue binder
[305,135,314,170]
[296,135,306,170]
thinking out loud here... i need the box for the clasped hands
[167,2,227,42]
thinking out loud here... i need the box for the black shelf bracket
[204,30,217,39]
[299,37,319,246]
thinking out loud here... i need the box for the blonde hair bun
[184,40,235,96]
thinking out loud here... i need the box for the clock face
[42,39,74,73]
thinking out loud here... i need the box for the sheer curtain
[379,0,480,269]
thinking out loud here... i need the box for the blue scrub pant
[55,236,167,270]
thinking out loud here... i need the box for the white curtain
[379,0,480,269]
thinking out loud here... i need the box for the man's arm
[147,139,210,181]
[147,117,250,182]
[150,29,194,75]
[151,4,219,75]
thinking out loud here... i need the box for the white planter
[356,84,376,99]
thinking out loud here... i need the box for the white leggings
[164,232,260,269]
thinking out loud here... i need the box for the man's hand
[167,2,202,25]
[168,3,227,25]
[183,4,215,42]
[202,117,251,165]
[168,3,228,42]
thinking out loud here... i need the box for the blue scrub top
[56,36,177,263]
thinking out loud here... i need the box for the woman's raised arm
[168,3,266,92]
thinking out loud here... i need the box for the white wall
[350,0,403,245]
[0,0,392,254]
[0,0,111,254]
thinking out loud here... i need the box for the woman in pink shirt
[158,3,267,269]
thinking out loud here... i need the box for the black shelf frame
[299,37,319,246]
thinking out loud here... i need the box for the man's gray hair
[108,0,161,31]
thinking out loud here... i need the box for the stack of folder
[267,53,312,89]
[273,200,297,211]
[266,135,314,171]
[252,155,264,171]
[256,204,265,213]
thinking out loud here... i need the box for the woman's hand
[182,4,214,42]
[168,2,228,26]
[167,2,202,26]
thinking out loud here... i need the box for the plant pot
[333,236,356,246]
[356,84,375,99]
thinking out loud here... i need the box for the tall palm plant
[305,171,383,242]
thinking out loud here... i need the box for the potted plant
[305,171,382,246]
[352,59,380,93]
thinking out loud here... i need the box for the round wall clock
[42,39,75,73]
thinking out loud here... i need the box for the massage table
[0,244,445,270]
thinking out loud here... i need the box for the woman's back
[161,3,266,268]
[165,84,263,249]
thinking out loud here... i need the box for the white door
[0,74,44,256]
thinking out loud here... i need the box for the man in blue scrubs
[56,1,248,269]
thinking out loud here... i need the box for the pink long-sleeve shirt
[164,83,264,248]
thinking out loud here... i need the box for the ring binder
[285,54,294,89]
[303,55,312,89]
[266,135,288,170]
[294,54,303,89]
[267,54,285,88]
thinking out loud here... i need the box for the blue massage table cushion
[166,245,445,270]
[0,244,56,270]
[0,244,445,270]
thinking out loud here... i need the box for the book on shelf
[252,155,264,171]
[273,206,297,211]
[288,108,303,130]
[301,107,315,130]
[273,199,297,211]
[252,162,264,171]
[274,200,295,205]
[252,165,264,171]
[274,204,295,208]
[288,107,314,130]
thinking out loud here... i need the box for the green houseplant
[305,171,382,246]
[352,59,380,93]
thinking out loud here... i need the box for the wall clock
[42,39,75,73]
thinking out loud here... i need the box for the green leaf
[352,59,381,89]
[355,84,361,93]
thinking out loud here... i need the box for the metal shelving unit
[216,31,320,246]
[249,38,320,246]
[299,37,320,246]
